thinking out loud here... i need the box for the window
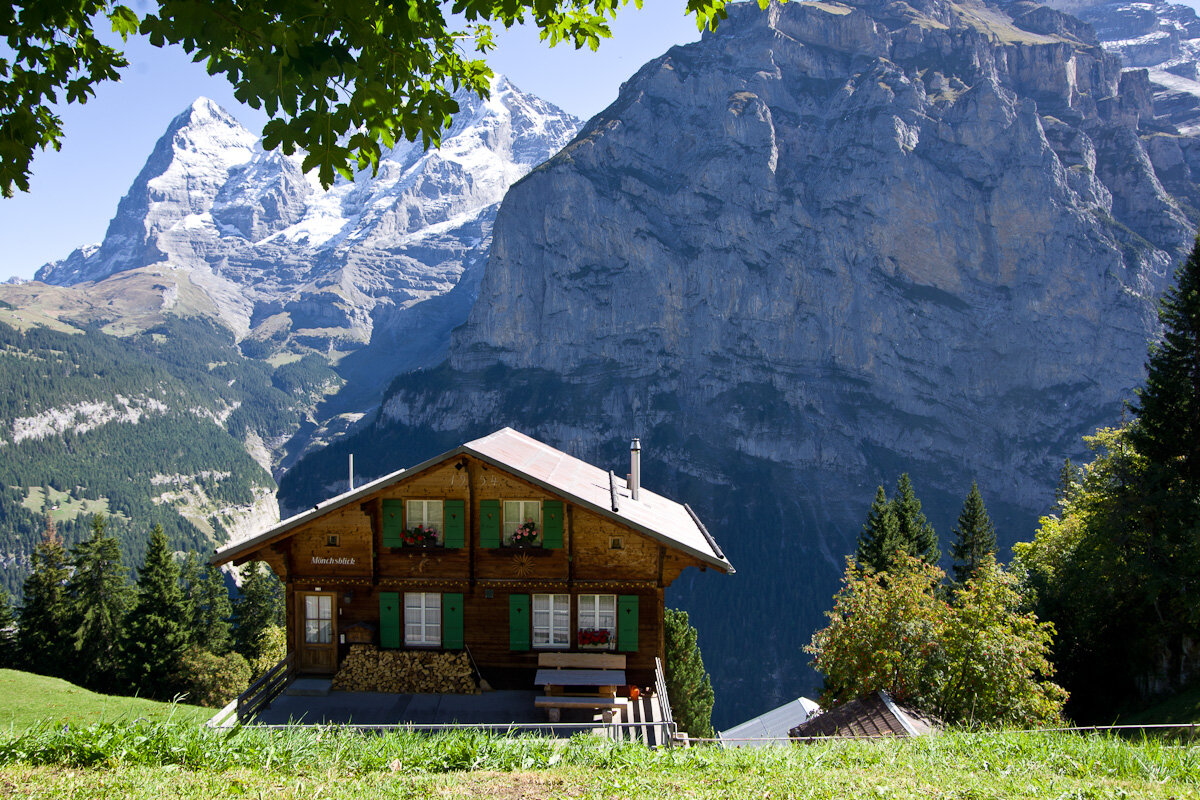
[532,593,570,648]
[503,500,541,545]
[405,592,441,646]
[405,499,443,545]
[577,594,617,649]
[304,595,333,644]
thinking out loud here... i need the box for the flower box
[577,628,614,649]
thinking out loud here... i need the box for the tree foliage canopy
[2,0,762,196]
[807,554,1065,727]
[664,607,715,739]
[950,482,996,584]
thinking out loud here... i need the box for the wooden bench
[534,695,630,723]
[535,652,628,722]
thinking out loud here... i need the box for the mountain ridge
[282,0,1199,727]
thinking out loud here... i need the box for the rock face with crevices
[283,0,1200,726]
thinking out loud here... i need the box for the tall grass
[2,719,1198,787]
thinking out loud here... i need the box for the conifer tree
[950,482,997,584]
[179,552,204,647]
[66,515,131,690]
[855,485,902,572]
[891,473,940,565]
[1132,236,1200,498]
[233,562,285,666]
[121,525,187,698]
[0,589,18,669]
[18,520,72,678]
[198,564,234,656]
[664,608,716,739]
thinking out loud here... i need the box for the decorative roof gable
[214,427,733,572]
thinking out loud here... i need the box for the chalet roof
[788,691,938,740]
[213,427,734,572]
[719,697,821,747]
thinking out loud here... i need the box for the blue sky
[0,4,705,282]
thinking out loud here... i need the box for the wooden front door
[297,592,338,674]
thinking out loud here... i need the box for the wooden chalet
[212,428,733,690]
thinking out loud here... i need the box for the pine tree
[198,565,234,656]
[950,482,997,584]
[18,521,72,677]
[179,552,204,647]
[233,562,285,666]
[1129,235,1200,688]
[855,485,902,572]
[891,473,940,565]
[663,608,716,739]
[66,515,131,690]
[1132,236,1200,498]
[121,525,187,698]
[0,589,18,669]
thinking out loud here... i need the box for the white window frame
[532,593,570,649]
[404,592,441,647]
[304,594,333,645]
[503,500,542,545]
[577,594,617,650]
[405,499,444,545]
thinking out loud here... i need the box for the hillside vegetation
[0,316,339,595]
[0,720,1197,799]
[0,670,209,732]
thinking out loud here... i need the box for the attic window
[609,536,623,550]
[327,534,340,547]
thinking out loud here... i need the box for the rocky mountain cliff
[34,78,579,414]
[0,79,578,590]
[1047,0,1200,133]
[282,0,1199,727]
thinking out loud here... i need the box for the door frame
[296,590,338,674]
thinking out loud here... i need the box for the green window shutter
[444,499,465,548]
[617,595,639,653]
[443,592,464,650]
[509,593,530,651]
[379,592,401,649]
[480,499,501,549]
[382,499,404,547]
[542,500,564,549]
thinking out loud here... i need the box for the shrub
[173,646,251,707]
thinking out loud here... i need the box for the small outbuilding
[719,696,822,747]
[789,691,938,740]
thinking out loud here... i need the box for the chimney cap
[631,437,641,450]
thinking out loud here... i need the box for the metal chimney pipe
[349,453,355,491]
[630,438,641,501]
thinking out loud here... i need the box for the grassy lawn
[17,486,121,524]
[0,670,211,733]
[0,721,1197,799]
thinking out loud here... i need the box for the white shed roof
[719,697,821,747]
[214,427,733,573]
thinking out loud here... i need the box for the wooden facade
[213,429,733,688]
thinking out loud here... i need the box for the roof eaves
[463,444,734,573]
[210,444,471,566]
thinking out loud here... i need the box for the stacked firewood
[331,645,479,694]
